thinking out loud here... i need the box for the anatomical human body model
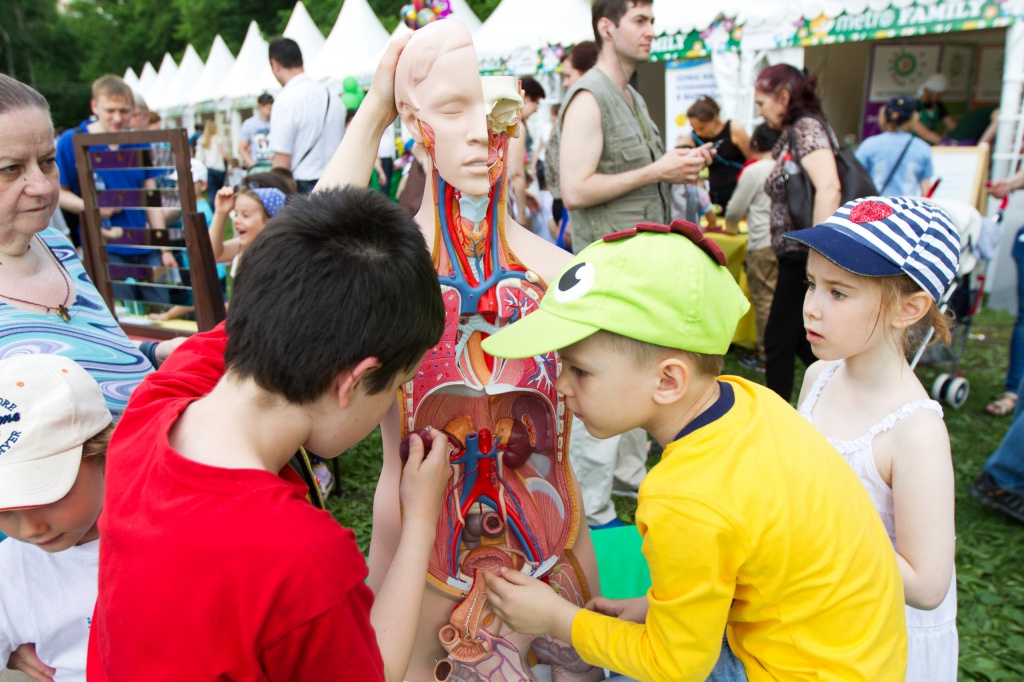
[368,20,602,682]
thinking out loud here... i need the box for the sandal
[985,392,1018,416]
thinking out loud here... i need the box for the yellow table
[706,230,757,351]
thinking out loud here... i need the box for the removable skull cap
[481,220,749,359]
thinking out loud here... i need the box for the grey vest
[558,68,669,252]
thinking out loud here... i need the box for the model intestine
[394,25,601,682]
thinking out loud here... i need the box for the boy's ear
[652,356,690,406]
[891,291,932,330]
[333,357,381,408]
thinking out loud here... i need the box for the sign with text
[782,0,1011,46]
[664,59,720,148]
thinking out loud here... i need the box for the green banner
[783,0,1013,46]
[650,21,742,61]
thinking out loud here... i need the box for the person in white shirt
[0,355,114,682]
[267,37,346,194]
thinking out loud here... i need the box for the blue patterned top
[0,228,153,414]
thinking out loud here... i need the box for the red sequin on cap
[849,200,893,223]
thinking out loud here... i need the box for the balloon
[413,0,426,9]
[432,0,451,14]
[401,4,418,28]
[417,7,435,26]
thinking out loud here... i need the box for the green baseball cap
[481,221,750,359]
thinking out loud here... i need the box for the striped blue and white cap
[785,196,960,301]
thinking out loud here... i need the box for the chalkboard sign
[929,145,990,212]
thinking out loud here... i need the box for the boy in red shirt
[88,186,451,681]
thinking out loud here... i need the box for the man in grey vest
[558,0,714,530]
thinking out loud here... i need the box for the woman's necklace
[0,240,72,322]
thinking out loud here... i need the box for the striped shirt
[0,229,152,414]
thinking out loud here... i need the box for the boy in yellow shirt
[481,221,907,681]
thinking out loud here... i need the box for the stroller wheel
[944,377,969,409]
[931,374,951,402]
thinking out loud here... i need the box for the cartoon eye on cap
[554,262,595,303]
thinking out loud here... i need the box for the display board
[664,59,720,148]
[974,45,1005,104]
[862,43,943,140]
[929,145,990,211]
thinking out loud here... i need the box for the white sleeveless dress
[799,361,958,682]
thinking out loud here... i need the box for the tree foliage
[2,0,499,129]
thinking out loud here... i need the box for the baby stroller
[910,197,997,408]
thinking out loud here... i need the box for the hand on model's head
[367,33,413,120]
[214,186,235,214]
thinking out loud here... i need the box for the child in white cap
[792,196,960,681]
[0,354,113,681]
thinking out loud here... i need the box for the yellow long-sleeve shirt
[572,377,907,681]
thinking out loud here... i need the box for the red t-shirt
[87,325,384,681]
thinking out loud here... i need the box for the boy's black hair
[257,92,274,106]
[224,187,444,403]
[520,76,546,103]
[269,37,303,69]
[750,123,782,154]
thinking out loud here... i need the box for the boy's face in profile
[555,333,657,440]
[0,457,104,553]
[306,359,424,458]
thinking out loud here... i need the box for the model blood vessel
[383,19,602,682]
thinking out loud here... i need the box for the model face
[233,193,268,247]
[91,95,132,133]
[554,334,654,440]
[413,46,491,197]
[803,251,886,361]
[0,107,60,247]
[755,89,788,130]
[0,456,104,553]
[607,5,656,64]
[562,63,583,89]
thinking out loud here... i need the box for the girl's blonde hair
[879,108,918,134]
[877,274,954,354]
[200,118,218,149]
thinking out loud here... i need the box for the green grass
[327,308,1023,681]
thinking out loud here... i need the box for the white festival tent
[150,44,205,112]
[123,67,140,92]
[147,54,179,106]
[448,0,483,32]
[249,1,327,95]
[472,0,592,74]
[188,35,236,108]
[307,0,390,84]
[215,21,273,101]
[137,62,158,99]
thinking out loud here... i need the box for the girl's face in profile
[233,193,268,247]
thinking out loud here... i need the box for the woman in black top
[683,96,750,208]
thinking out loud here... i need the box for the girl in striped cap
[791,196,960,681]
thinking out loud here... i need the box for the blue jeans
[984,373,1024,494]
[1004,226,1024,393]
[606,634,747,681]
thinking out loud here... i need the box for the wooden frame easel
[72,129,225,340]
